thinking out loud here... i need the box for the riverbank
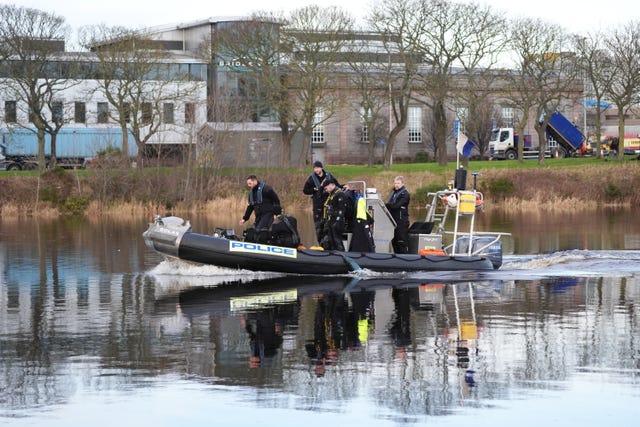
[1,159,638,217]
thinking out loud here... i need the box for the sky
[10,0,639,41]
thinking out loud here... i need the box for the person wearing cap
[319,178,349,251]
[385,176,410,254]
[240,175,282,243]
[302,160,341,245]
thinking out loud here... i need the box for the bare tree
[80,25,199,168]
[346,44,390,167]
[414,0,506,166]
[457,94,502,159]
[573,31,615,157]
[451,3,507,163]
[505,17,579,164]
[368,0,423,168]
[213,7,354,168]
[0,4,74,170]
[604,21,640,160]
[210,15,291,162]
[282,5,355,167]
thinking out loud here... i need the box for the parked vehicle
[489,111,585,160]
[0,127,138,170]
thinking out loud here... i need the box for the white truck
[489,112,585,160]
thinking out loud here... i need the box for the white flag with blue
[456,131,475,158]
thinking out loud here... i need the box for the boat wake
[388,249,640,282]
[147,258,287,296]
[501,249,640,277]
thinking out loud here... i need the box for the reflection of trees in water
[2,273,640,417]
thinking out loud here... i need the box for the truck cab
[0,143,38,170]
[489,127,562,160]
[489,128,519,160]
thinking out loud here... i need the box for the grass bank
[1,157,638,218]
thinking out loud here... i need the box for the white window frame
[311,108,324,145]
[408,106,422,143]
[360,107,370,143]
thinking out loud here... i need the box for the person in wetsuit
[239,175,282,243]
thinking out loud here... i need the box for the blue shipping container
[1,127,138,158]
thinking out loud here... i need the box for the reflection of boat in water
[143,180,509,275]
[174,275,480,317]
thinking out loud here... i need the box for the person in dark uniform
[385,175,410,254]
[319,178,349,251]
[302,161,340,245]
[349,190,375,252]
[239,175,282,243]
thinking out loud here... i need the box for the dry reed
[1,162,638,218]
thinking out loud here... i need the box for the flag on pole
[456,131,475,158]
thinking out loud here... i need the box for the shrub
[605,183,625,199]
[63,196,90,215]
[39,168,74,205]
[488,177,515,199]
[413,182,448,205]
[414,151,430,163]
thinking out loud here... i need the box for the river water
[1,209,639,426]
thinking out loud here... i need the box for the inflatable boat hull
[143,217,495,274]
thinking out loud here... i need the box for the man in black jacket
[240,175,282,243]
[302,161,340,244]
[385,176,410,254]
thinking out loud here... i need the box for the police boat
[142,179,509,275]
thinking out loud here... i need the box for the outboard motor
[455,236,503,269]
[142,216,191,257]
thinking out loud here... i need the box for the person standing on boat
[303,161,341,245]
[319,178,349,251]
[385,176,410,254]
[240,175,282,243]
[349,190,375,252]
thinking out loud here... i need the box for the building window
[97,102,109,124]
[163,103,174,124]
[185,102,195,124]
[4,101,16,123]
[52,101,63,123]
[360,107,370,143]
[123,103,131,123]
[311,109,324,144]
[74,102,86,123]
[141,102,152,124]
[502,107,514,127]
[408,106,421,143]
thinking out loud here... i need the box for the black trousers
[254,214,274,243]
[392,220,409,254]
[320,220,345,251]
[314,220,325,245]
